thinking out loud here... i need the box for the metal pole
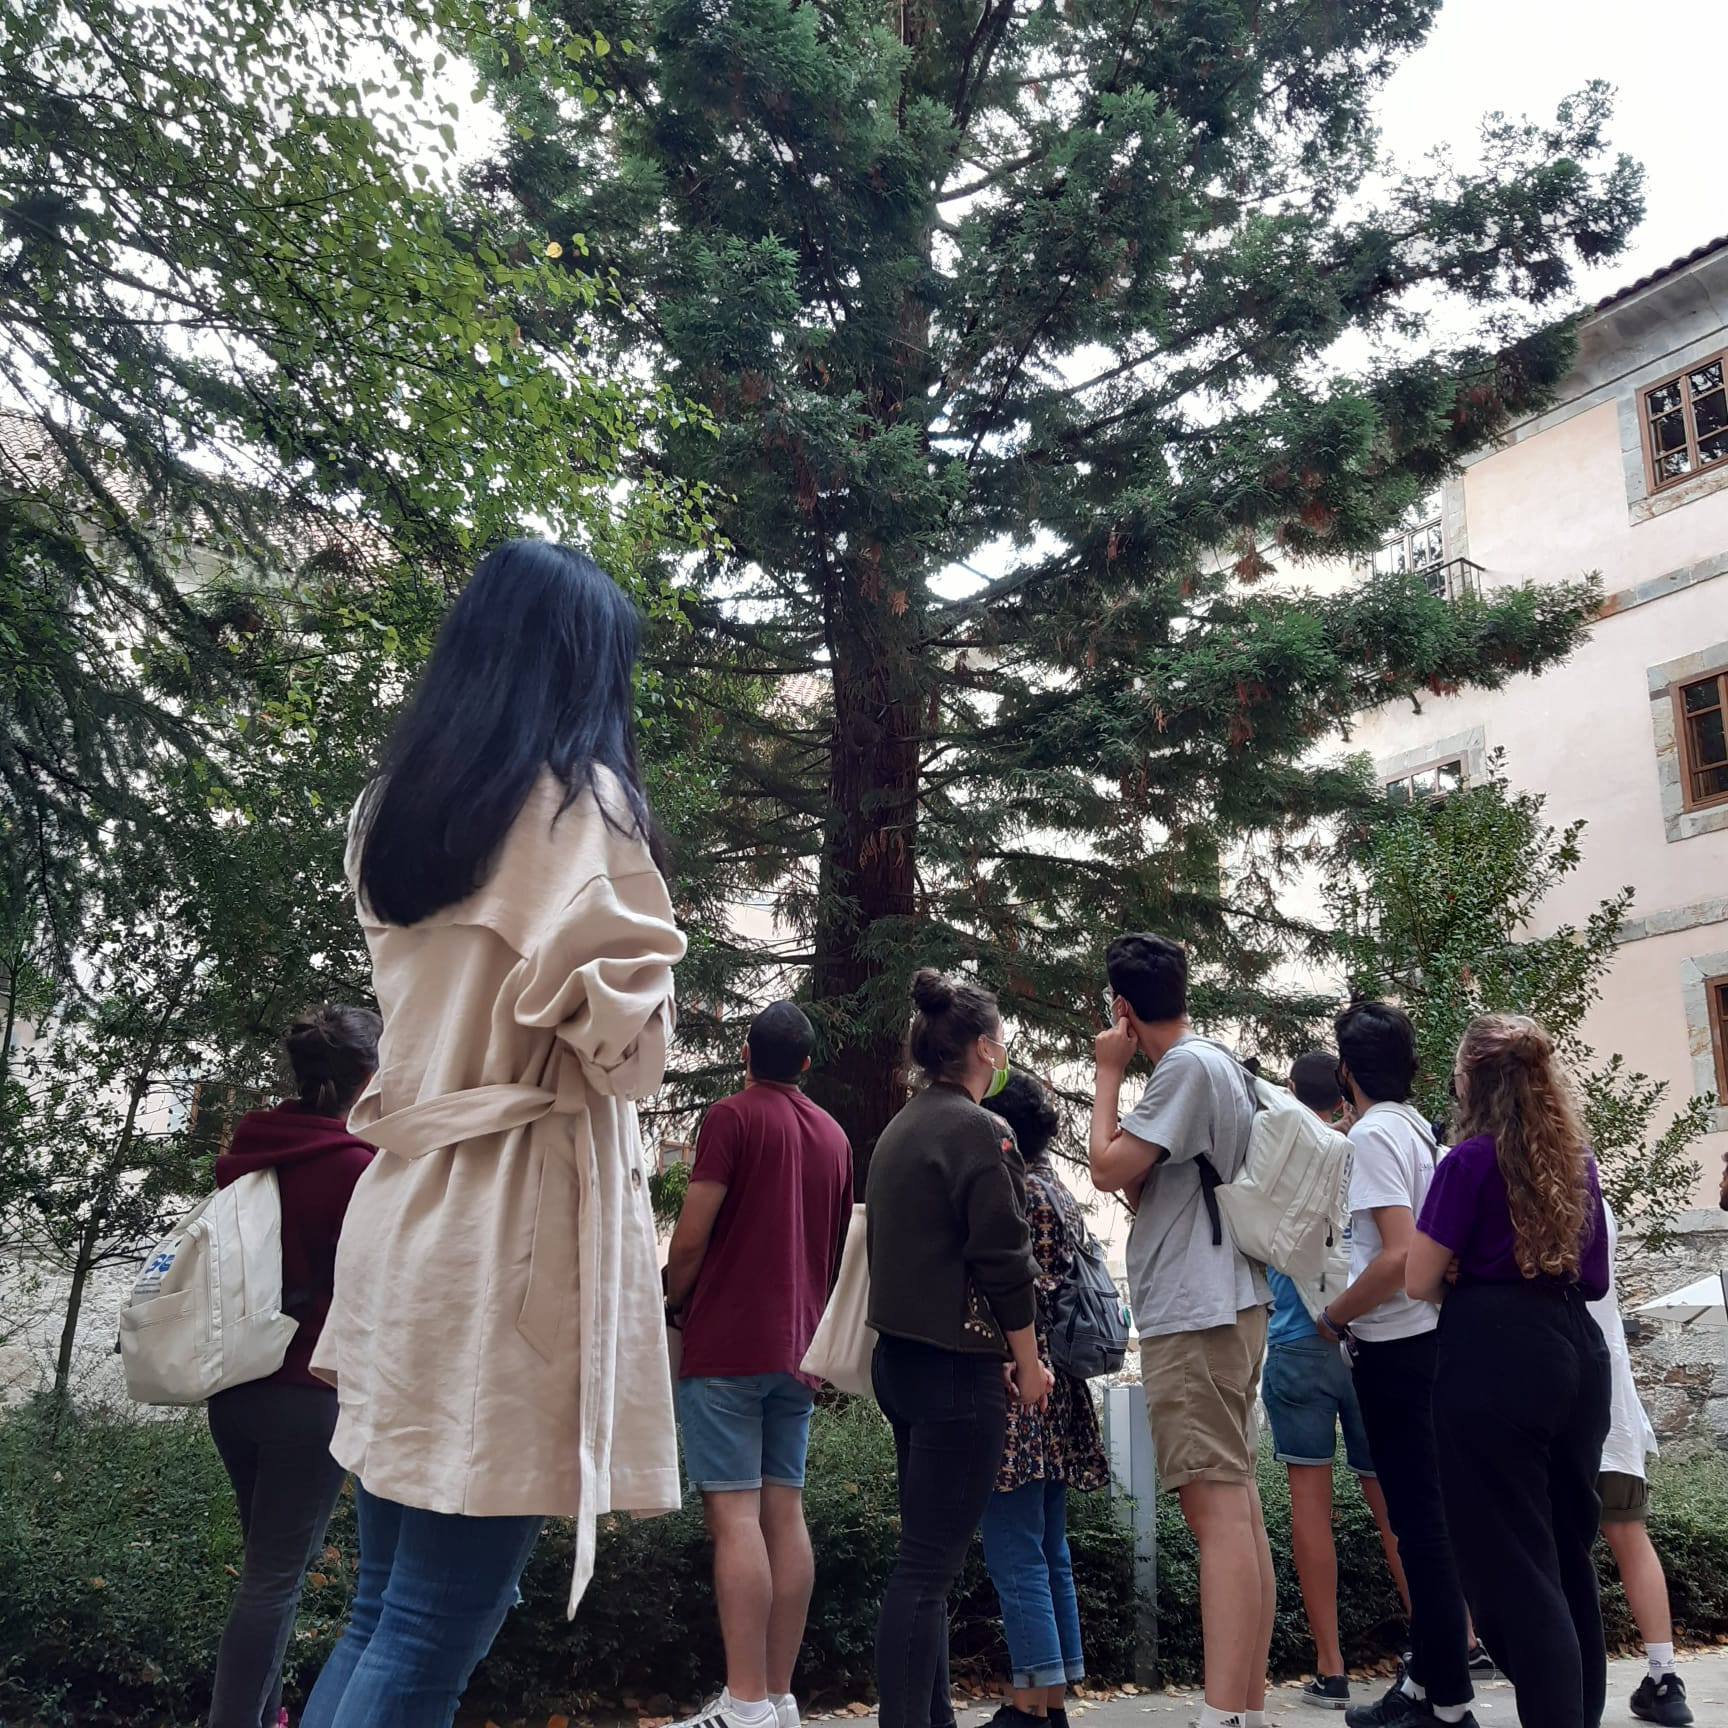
[1104,1383,1158,1685]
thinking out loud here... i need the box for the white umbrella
[1635,1271,1728,1329]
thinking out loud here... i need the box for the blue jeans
[678,1373,817,1491]
[299,1485,542,1728]
[1262,1335,1376,1475]
[979,1479,1085,1690]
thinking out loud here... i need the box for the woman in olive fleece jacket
[866,969,1050,1728]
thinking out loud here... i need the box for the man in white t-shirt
[1315,1003,1475,1728]
[1589,1202,1693,1726]
[1090,933,1273,1728]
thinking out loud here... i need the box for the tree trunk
[805,229,939,1178]
[807,596,921,1178]
[0,944,21,1095]
[52,1210,102,1406]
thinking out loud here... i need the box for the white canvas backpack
[1197,1059,1355,1321]
[118,1169,299,1405]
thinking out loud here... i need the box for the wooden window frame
[1382,754,1466,804]
[1670,666,1728,813]
[1708,975,1728,1103]
[1639,348,1728,494]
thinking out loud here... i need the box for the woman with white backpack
[207,1006,380,1728]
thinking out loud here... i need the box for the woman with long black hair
[302,541,685,1728]
[1407,1014,1611,1728]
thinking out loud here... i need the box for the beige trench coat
[312,771,686,1615]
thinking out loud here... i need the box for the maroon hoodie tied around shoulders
[215,1103,375,1388]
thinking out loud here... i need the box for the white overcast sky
[1374,0,1726,301]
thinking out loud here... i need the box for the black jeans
[1350,1329,1472,1711]
[873,1337,1009,1728]
[1435,1282,1611,1728]
[208,1380,347,1728]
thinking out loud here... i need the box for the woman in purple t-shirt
[1407,1014,1611,1728]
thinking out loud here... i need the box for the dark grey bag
[1046,1229,1130,1379]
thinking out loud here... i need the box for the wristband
[1319,1308,1347,1340]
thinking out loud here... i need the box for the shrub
[0,1398,1130,1724]
[5,1398,1725,1723]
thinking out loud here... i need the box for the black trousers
[1435,1281,1611,1728]
[207,1380,347,1728]
[1350,1328,1473,1711]
[873,1337,1009,1728]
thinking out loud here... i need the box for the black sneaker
[1345,1681,1435,1727]
[1631,1673,1694,1726]
[1465,1643,1495,1677]
[1301,1675,1351,1710]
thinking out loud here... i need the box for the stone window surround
[1631,344,1728,509]
[1680,948,1728,1134]
[1460,328,1728,527]
[1375,726,1487,793]
[1649,640,1728,844]
[1615,335,1728,523]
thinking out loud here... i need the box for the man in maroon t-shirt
[665,1001,852,1728]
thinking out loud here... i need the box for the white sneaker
[773,1696,801,1728]
[671,1690,781,1728]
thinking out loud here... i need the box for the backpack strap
[1196,1155,1224,1247]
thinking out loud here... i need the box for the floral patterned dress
[989,1131,1109,1494]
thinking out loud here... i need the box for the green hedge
[3,1398,1726,1725]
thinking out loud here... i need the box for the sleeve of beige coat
[512,861,686,1099]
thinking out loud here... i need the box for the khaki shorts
[1140,1305,1269,1490]
[1600,1470,1650,1525]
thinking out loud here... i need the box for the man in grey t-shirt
[1089,933,1273,1728]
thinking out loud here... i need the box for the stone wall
[1614,1208,1728,1457]
[0,1253,134,1408]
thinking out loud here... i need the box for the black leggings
[208,1380,347,1728]
[872,1337,1009,1728]
[1349,1328,1473,1711]
[1434,1281,1611,1728]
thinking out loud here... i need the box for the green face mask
[983,1037,1011,1098]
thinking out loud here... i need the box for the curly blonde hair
[1455,1014,1590,1280]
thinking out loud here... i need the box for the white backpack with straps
[118,1169,300,1406]
[1199,1058,1354,1321]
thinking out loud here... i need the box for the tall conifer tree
[486,0,1641,1156]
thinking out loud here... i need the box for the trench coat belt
[364,1081,563,1159]
[362,1077,591,1359]
[360,1077,608,1614]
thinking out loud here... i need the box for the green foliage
[0,0,690,948]
[475,0,1644,1154]
[1328,756,1710,1243]
[0,1398,1130,1724]
[1155,1452,1410,1682]
[9,1401,1728,1721]
[647,1156,691,1228]
[1151,1447,1728,1684]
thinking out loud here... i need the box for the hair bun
[1510,1018,1551,1063]
[910,968,956,1014]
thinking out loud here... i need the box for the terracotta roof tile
[1590,235,1728,315]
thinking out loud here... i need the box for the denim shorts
[1261,1334,1376,1475]
[677,1372,817,1493]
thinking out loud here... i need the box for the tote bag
[800,1204,876,1397]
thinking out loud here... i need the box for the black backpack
[1046,1226,1130,1379]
